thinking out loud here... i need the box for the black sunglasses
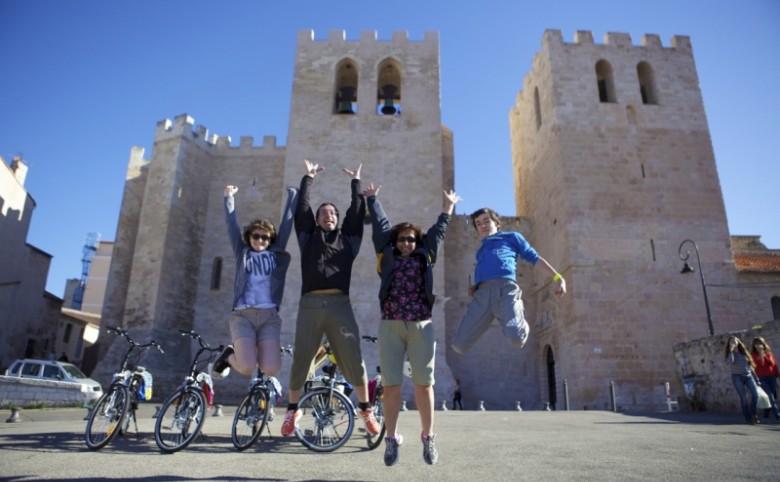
[397,236,417,244]
[251,233,271,241]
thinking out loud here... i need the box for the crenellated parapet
[154,114,220,147]
[542,29,691,53]
[297,29,438,45]
[153,113,283,153]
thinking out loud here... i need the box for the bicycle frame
[153,330,223,453]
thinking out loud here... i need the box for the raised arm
[340,164,365,237]
[364,183,392,253]
[423,189,462,259]
[224,185,244,256]
[275,186,299,250]
[295,160,322,236]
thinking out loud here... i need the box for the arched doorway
[545,345,557,410]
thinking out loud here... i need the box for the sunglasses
[397,236,417,244]
[251,233,271,241]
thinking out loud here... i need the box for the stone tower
[508,30,743,409]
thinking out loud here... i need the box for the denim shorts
[229,307,282,343]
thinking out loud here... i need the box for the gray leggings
[288,293,368,391]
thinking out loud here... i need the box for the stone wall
[673,321,780,412]
[0,376,89,407]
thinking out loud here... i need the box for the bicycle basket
[137,370,153,401]
[197,372,215,406]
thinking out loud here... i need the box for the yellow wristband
[553,273,562,283]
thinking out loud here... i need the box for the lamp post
[678,239,714,336]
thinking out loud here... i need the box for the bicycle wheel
[231,388,269,450]
[366,396,386,450]
[85,384,129,450]
[154,388,206,453]
[296,388,355,452]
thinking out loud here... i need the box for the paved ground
[1,405,779,481]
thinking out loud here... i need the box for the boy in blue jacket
[451,208,566,355]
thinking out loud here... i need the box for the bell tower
[280,30,456,403]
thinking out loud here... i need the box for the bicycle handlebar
[107,326,164,353]
[179,329,215,350]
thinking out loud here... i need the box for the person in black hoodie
[281,159,380,438]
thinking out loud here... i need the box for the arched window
[211,257,222,290]
[534,87,542,130]
[377,58,401,116]
[637,61,658,105]
[334,59,358,115]
[771,296,780,320]
[595,60,616,103]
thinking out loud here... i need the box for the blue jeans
[758,376,780,420]
[731,374,759,421]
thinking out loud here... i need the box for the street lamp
[678,239,714,336]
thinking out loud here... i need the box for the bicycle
[84,326,164,450]
[294,336,386,452]
[153,329,221,453]
[230,345,293,450]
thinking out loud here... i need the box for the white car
[4,358,103,403]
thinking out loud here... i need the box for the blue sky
[2,0,778,296]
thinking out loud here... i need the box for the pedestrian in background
[725,336,760,424]
[750,336,780,422]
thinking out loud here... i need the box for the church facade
[94,30,779,411]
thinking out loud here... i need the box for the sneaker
[280,409,302,436]
[421,433,438,465]
[384,436,401,466]
[516,319,529,349]
[211,345,233,379]
[358,407,381,435]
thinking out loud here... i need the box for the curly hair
[242,219,276,246]
[469,207,501,231]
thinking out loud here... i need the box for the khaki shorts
[379,319,435,387]
[229,308,282,343]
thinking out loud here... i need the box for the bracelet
[553,273,562,283]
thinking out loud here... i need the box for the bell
[338,102,354,114]
[381,98,397,115]
[379,84,398,115]
[337,87,355,114]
